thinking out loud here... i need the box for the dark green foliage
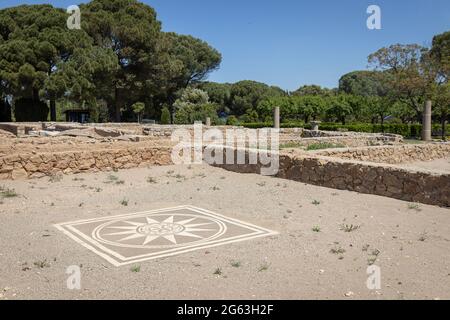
[14,98,49,121]
[173,88,218,124]
[0,1,222,123]
[226,115,239,125]
[338,71,390,97]
[228,80,285,116]
[160,106,171,124]
[195,82,231,113]
[0,4,92,121]
[292,84,333,96]
[0,2,446,130]
[0,99,11,121]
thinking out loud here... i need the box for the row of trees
[0,1,447,133]
[181,32,448,136]
[0,0,221,122]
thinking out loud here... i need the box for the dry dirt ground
[0,164,449,300]
[398,157,450,173]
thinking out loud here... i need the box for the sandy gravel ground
[397,157,450,173]
[0,164,449,300]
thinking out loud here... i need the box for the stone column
[274,106,280,129]
[311,121,321,132]
[422,100,432,141]
[205,117,211,126]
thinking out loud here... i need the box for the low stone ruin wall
[0,147,173,180]
[1,139,448,206]
[216,147,450,207]
[314,143,450,164]
[280,135,402,148]
[0,123,43,135]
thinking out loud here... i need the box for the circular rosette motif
[92,213,226,249]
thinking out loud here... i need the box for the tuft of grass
[21,263,31,272]
[312,226,321,232]
[407,203,422,212]
[48,174,63,183]
[258,262,270,272]
[120,198,129,206]
[0,186,18,198]
[105,174,118,182]
[371,249,381,257]
[72,177,85,181]
[195,172,206,178]
[418,232,428,242]
[311,200,321,205]
[230,260,241,268]
[147,176,157,184]
[256,181,266,187]
[213,268,222,275]
[95,187,102,192]
[340,224,360,233]
[367,249,381,265]
[105,174,124,185]
[166,170,175,177]
[330,246,346,255]
[130,265,141,272]
[306,142,345,151]
[33,259,50,269]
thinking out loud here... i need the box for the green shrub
[174,103,218,124]
[160,106,171,124]
[226,115,239,125]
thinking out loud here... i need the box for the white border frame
[54,205,278,267]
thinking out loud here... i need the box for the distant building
[64,110,90,123]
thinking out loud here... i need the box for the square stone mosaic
[54,205,277,266]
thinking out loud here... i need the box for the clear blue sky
[1,0,449,90]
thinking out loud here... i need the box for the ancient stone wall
[1,137,448,206]
[216,146,450,207]
[314,143,450,164]
[0,147,173,180]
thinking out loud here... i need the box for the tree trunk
[50,99,56,122]
[32,89,39,106]
[114,87,121,122]
[0,99,12,122]
[442,113,447,141]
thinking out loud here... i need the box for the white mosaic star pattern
[103,215,216,245]
[54,206,277,266]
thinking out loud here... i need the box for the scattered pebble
[344,291,354,297]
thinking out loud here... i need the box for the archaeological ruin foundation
[1,122,449,207]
